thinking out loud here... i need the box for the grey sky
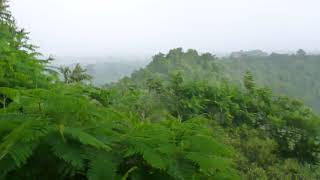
[10,0,320,56]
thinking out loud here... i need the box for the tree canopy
[1,1,320,179]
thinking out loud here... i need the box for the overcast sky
[9,0,320,57]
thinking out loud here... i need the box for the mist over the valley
[2,0,320,179]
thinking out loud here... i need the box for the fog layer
[10,0,320,57]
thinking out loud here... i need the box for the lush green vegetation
[1,1,320,179]
[221,52,320,113]
[88,50,320,113]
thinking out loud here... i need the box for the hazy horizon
[10,0,320,58]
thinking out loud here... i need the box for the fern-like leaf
[87,151,118,180]
[64,127,111,151]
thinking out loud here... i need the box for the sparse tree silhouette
[59,63,92,84]
[297,49,307,56]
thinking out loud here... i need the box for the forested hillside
[1,1,320,179]
[83,50,320,113]
[116,48,320,113]
[221,52,320,113]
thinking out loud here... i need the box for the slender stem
[121,166,138,180]
[3,96,6,109]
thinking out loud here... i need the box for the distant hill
[230,49,268,58]
[51,56,150,85]
[117,48,320,113]
[221,52,320,112]
[69,49,320,112]
[86,60,149,85]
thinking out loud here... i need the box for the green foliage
[116,48,320,178]
[123,48,221,88]
[0,2,54,89]
[243,71,255,92]
[1,2,320,179]
[59,63,92,84]
[221,54,320,113]
[0,86,238,179]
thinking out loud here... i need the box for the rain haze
[9,0,320,58]
[4,0,320,178]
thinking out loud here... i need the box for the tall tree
[296,49,306,56]
[59,64,92,84]
[0,0,53,88]
[58,66,71,84]
[0,0,10,22]
[243,71,256,92]
[70,63,92,83]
